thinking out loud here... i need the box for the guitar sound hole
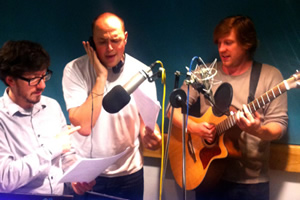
[199,144,221,169]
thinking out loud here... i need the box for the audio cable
[151,60,166,200]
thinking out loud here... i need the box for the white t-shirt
[62,54,158,177]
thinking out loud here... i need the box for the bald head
[92,12,125,34]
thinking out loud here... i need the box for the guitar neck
[216,78,290,136]
[247,80,289,114]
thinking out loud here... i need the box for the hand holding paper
[59,147,129,183]
[142,125,161,150]
[72,180,96,195]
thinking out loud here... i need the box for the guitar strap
[248,61,262,103]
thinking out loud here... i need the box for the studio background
[1,0,299,143]
[1,1,300,199]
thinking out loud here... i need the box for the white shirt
[62,54,158,177]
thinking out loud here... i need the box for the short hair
[91,12,125,33]
[0,40,50,86]
[213,15,258,57]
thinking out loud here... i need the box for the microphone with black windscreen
[102,85,131,114]
[102,67,152,113]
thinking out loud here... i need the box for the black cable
[90,92,94,158]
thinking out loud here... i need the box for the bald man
[62,12,161,199]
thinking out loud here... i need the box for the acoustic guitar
[168,71,300,191]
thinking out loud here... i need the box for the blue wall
[1,0,299,144]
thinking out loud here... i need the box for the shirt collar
[3,88,46,116]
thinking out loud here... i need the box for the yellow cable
[154,60,166,200]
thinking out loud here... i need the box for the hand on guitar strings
[236,104,262,135]
[191,122,216,143]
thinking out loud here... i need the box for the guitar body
[168,106,241,191]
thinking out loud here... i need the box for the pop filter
[212,82,233,117]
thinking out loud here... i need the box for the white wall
[143,157,196,200]
[144,157,300,200]
[269,170,300,200]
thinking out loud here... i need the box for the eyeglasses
[18,70,53,86]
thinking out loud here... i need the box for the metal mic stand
[148,68,163,83]
[165,72,188,200]
[161,72,180,194]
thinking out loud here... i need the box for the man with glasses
[0,40,94,195]
[17,69,52,87]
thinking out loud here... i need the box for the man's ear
[124,31,128,45]
[243,43,251,51]
[5,76,15,87]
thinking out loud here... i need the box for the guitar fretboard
[215,80,290,136]
[247,81,288,114]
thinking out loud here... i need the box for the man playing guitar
[169,15,288,200]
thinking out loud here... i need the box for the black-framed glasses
[18,70,53,86]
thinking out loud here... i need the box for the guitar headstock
[287,70,300,89]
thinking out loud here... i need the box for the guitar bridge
[187,133,197,162]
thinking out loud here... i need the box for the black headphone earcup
[88,36,96,50]
[112,59,124,74]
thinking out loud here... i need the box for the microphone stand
[148,68,163,83]
[166,72,188,200]
[161,71,180,195]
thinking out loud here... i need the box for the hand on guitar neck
[235,104,262,136]
[236,104,283,141]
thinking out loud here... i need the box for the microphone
[102,67,152,113]
[185,58,218,101]
[185,58,233,117]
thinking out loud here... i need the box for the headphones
[88,36,124,74]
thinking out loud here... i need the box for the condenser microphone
[187,63,217,100]
[102,67,152,113]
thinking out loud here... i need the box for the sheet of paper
[133,88,161,130]
[59,148,129,183]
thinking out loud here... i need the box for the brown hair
[213,15,258,57]
[0,40,50,86]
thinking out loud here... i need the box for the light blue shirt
[0,89,70,194]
